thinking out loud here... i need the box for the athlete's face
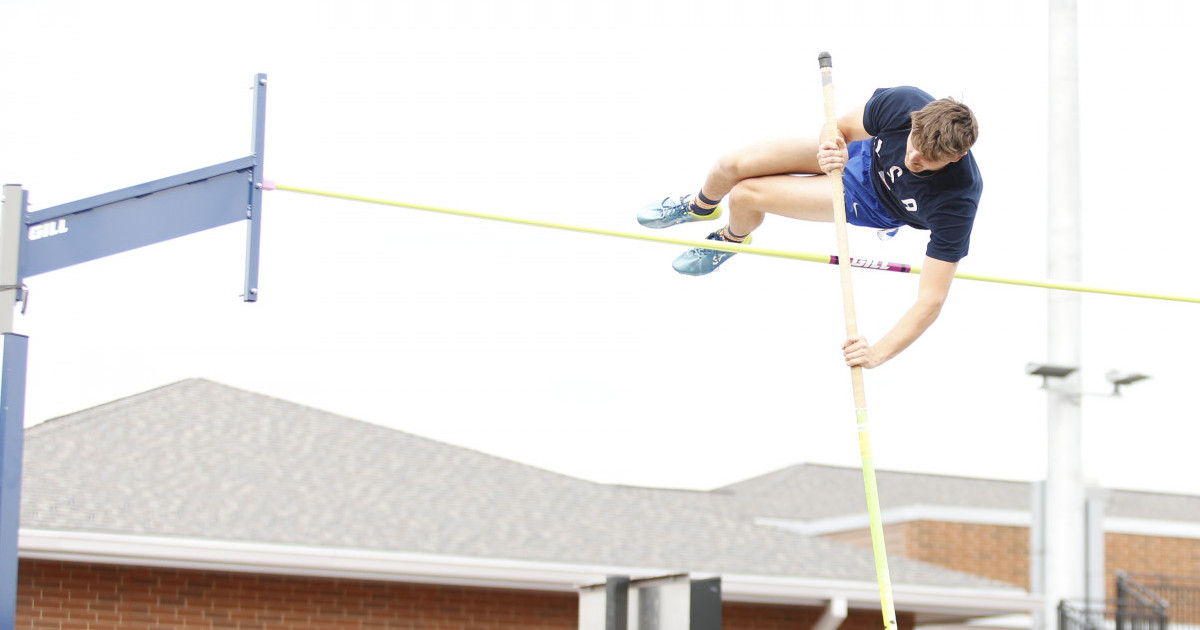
[904,132,961,173]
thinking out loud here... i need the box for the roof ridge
[25,377,605,488]
[26,377,210,438]
[719,462,1200,505]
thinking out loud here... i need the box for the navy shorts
[841,139,905,230]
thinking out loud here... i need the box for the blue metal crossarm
[19,159,258,280]
[23,156,257,225]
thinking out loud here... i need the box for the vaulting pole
[818,52,897,630]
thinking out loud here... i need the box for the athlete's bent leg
[697,136,823,204]
[726,173,836,237]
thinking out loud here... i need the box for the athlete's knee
[728,179,769,212]
[709,154,739,184]
[711,148,761,183]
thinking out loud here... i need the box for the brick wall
[899,523,1200,594]
[17,531,1198,629]
[16,560,881,630]
[16,559,578,630]
[821,521,1029,589]
[1104,533,1200,599]
[723,601,913,630]
[905,521,1030,589]
[1106,534,1200,625]
[823,521,1200,597]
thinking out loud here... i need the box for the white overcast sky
[2,0,1198,494]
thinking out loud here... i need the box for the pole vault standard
[818,52,898,630]
[0,73,268,628]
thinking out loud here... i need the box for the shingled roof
[719,458,1200,526]
[719,464,1030,521]
[20,379,1036,622]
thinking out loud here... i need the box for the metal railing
[1058,572,1200,630]
[1059,598,1167,630]
[1121,572,1200,629]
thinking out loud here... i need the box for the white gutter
[1103,517,1200,539]
[757,506,1030,536]
[717,573,1037,616]
[20,529,610,592]
[757,505,1200,540]
[19,529,1037,618]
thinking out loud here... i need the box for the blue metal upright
[0,334,26,628]
[0,73,268,628]
[245,73,268,302]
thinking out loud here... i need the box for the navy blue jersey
[863,86,982,262]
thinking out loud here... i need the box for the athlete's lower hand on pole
[818,136,848,174]
[843,336,881,369]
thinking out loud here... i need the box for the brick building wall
[722,601,913,630]
[16,559,894,630]
[1104,534,1200,625]
[823,521,1200,598]
[821,521,1030,589]
[17,559,578,630]
[904,521,1030,589]
[16,530,1197,628]
[1105,533,1200,586]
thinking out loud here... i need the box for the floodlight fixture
[1026,363,1078,378]
[1105,370,1150,396]
[1025,363,1079,390]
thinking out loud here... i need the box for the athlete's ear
[951,153,966,163]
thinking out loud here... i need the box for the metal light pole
[1041,0,1086,628]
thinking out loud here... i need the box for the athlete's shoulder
[864,87,936,136]
[870,86,935,103]
[956,151,983,192]
[936,153,983,207]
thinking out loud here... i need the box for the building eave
[19,528,1036,621]
[757,505,1200,540]
[719,572,1038,622]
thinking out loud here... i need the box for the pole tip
[818,52,832,68]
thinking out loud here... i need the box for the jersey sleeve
[924,199,977,262]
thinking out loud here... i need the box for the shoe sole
[638,205,723,229]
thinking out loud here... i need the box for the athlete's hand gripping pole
[818,51,898,630]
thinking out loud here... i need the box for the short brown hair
[910,98,978,162]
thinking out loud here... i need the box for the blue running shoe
[637,194,723,229]
[672,230,752,276]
